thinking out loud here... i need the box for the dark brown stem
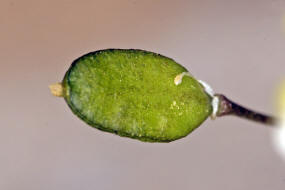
[215,94,277,126]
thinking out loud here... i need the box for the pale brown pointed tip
[49,83,63,97]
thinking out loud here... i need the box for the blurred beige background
[0,0,285,189]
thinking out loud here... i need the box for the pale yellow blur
[282,14,285,35]
[272,80,285,160]
[275,80,285,118]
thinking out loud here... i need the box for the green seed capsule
[52,49,213,142]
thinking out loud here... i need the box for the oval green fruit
[61,49,212,142]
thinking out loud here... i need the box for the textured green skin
[63,49,212,142]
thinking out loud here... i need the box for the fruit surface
[62,49,212,142]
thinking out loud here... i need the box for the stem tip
[49,83,64,97]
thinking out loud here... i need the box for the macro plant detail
[50,49,276,142]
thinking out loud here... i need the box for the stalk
[215,94,276,126]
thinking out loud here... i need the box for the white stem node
[197,80,219,119]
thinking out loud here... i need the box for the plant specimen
[50,49,276,142]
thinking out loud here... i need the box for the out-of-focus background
[0,0,284,189]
